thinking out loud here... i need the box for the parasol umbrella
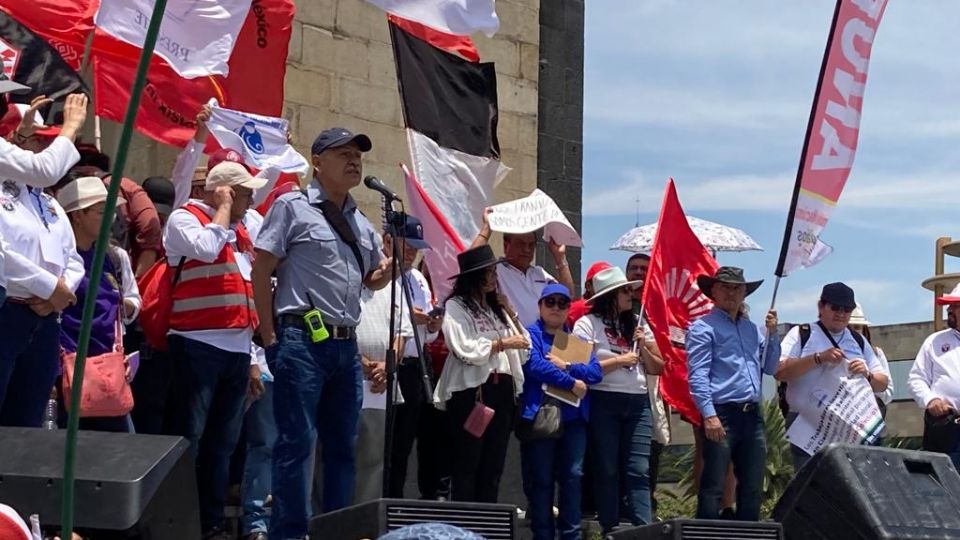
[611,216,763,253]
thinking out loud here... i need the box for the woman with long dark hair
[573,267,662,533]
[433,245,530,502]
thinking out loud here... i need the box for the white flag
[95,0,252,78]
[407,129,509,246]
[207,100,309,176]
[366,0,499,37]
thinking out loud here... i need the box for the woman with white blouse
[433,245,530,503]
[573,267,663,533]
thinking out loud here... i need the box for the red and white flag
[93,0,294,146]
[402,162,464,302]
[776,0,889,276]
[643,179,718,426]
[0,0,96,71]
[95,0,252,78]
[368,0,498,37]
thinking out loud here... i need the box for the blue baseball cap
[311,127,372,155]
[387,216,431,251]
[540,283,571,301]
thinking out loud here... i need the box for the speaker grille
[385,503,515,539]
[678,521,782,539]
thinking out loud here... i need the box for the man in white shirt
[470,210,574,327]
[163,162,266,539]
[0,90,89,427]
[909,284,960,469]
[776,282,890,470]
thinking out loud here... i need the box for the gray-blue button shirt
[255,181,383,326]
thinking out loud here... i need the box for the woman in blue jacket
[520,284,602,540]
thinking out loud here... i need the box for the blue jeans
[268,325,362,540]
[0,303,60,427]
[521,420,587,540]
[697,403,766,521]
[242,381,276,534]
[169,335,249,532]
[589,391,652,531]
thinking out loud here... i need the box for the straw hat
[586,267,641,304]
[56,176,126,213]
[849,303,871,325]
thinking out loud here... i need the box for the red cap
[0,103,60,138]
[585,261,613,285]
[207,148,251,173]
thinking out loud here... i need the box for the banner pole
[60,1,168,537]
[94,115,102,152]
[759,275,783,371]
[773,0,842,277]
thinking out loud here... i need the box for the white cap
[56,176,126,213]
[205,161,267,191]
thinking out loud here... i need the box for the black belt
[400,357,420,366]
[715,401,759,413]
[276,314,356,340]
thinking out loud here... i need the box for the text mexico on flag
[778,0,888,276]
[95,0,252,78]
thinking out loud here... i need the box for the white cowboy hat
[849,303,871,326]
[586,267,641,304]
[56,176,126,213]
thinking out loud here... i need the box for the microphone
[364,175,401,201]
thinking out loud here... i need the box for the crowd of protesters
[2,73,960,540]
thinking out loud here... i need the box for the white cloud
[582,169,960,216]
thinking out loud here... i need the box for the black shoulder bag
[311,198,366,277]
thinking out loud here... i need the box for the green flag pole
[60,1,168,537]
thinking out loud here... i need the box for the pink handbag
[61,316,133,418]
[463,386,495,438]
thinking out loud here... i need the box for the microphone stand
[382,203,435,498]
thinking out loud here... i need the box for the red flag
[402,162,464,302]
[387,14,480,62]
[0,0,95,70]
[93,0,293,147]
[642,179,718,427]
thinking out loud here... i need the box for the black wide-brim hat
[696,266,763,300]
[449,245,504,279]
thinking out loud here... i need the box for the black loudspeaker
[0,427,199,539]
[605,519,784,539]
[309,498,518,539]
[773,443,960,539]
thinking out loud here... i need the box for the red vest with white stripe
[169,204,259,332]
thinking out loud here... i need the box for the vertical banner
[776,0,889,276]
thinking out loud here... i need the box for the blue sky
[579,0,960,326]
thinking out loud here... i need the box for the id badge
[304,309,329,343]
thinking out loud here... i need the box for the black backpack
[776,323,865,419]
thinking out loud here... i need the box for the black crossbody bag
[308,196,366,277]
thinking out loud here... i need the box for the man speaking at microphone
[252,127,393,540]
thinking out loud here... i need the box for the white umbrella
[611,216,763,253]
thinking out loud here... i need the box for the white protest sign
[487,189,582,247]
[786,373,885,456]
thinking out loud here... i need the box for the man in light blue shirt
[686,267,779,521]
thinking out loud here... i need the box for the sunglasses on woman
[829,304,854,314]
[541,296,570,310]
